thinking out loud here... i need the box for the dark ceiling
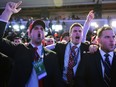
[0,0,116,8]
[0,0,116,19]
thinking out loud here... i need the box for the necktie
[34,47,44,87]
[104,54,111,87]
[34,47,40,61]
[67,46,77,83]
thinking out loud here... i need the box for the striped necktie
[67,46,77,83]
[104,54,111,87]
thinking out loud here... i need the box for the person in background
[54,33,60,43]
[45,35,55,46]
[76,26,116,87]
[60,32,70,44]
[13,37,22,45]
[44,35,56,50]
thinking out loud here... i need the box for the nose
[110,37,115,42]
[37,28,42,33]
[76,31,80,35]
[38,28,41,31]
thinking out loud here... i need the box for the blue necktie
[104,54,111,87]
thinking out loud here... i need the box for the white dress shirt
[25,43,43,87]
[99,48,113,77]
[63,42,81,81]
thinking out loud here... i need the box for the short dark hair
[60,32,69,41]
[14,37,21,39]
[62,32,69,38]
[97,26,113,38]
[69,23,83,34]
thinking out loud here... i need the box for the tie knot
[104,54,110,58]
[71,46,77,51]
[104,54,110,61]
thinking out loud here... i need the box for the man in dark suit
[0,52,13,87]
[76,26,116,87]
[26,19,63,87]
[0,1,62,87]
[54,10,94,87]
[0,1,36,87]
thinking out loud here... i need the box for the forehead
[33,25,44,28]
[71,26,83,31]
[14,38,20,40]
[101,30,115,36]
[48,40,53,42]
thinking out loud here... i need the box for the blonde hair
[69,23,83,34]
[97,26,113,38]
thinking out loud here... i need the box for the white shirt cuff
[0,19,8,23]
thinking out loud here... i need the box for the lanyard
[39,46,44,60]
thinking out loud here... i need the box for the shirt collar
[30,43,42,50]
[99,48,114,61]
[70,42,81,48]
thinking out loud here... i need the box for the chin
[73,42,79,45]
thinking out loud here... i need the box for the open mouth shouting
[75,36,80,39]
[38,33,41,38]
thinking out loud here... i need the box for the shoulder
[56,42,67,46]
[15,44,33,54]
[55,42,68,49]
[81,42,90,47]
[83,50,100,60]
[45,44,56,50]
[80,43,90,52]
[44,47,56,54]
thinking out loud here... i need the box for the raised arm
[82,10,94,42]
[0,1,22,22]
[0,1,22,57]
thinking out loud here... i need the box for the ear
[96,37,100,43]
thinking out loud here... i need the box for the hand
[89,44,98,53]
[5,1,22,14]
[86,10,94,22]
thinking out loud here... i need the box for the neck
[31,41,41,47]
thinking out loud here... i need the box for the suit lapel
[59,43,67,73]
[95,50,103,79]
[111,52,116,70]
[27,44,37,61]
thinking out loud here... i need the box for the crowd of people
[0,1,116,87]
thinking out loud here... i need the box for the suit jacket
[27,44,63,87]
[0,52,13,87]
[54,42,89,87]
[0,21,63,87]
[76,50,116,87]
[0,21,35,87]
